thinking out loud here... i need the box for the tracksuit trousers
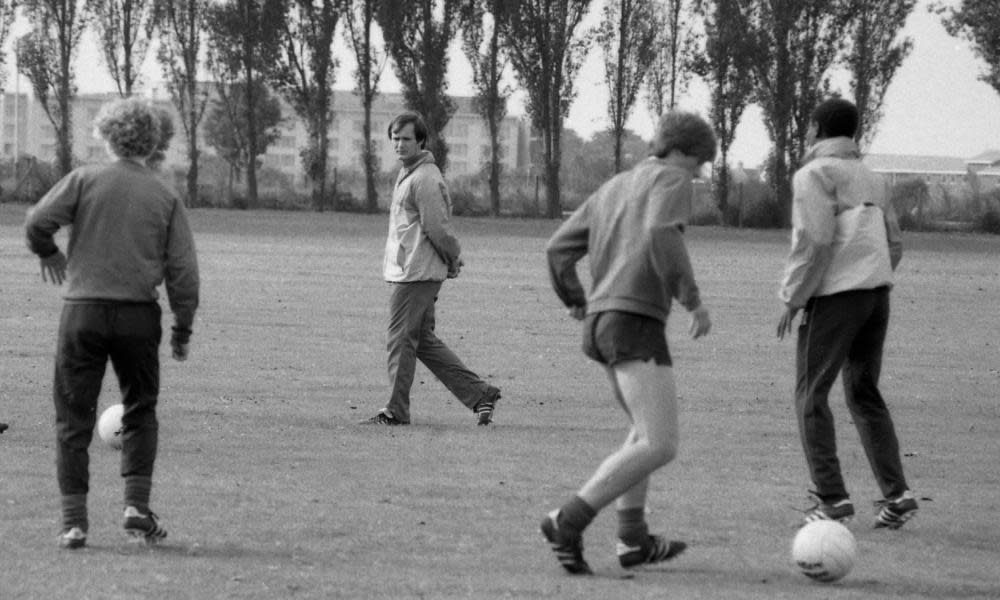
[54,302,162,499]
[795,286,909,502]
[385,281,494,423]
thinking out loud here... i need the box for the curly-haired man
[25,97,200,549]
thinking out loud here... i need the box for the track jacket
[383,150,462,282]
[779,137,903,308]
[546,157,702,323]
[25,159,200,332]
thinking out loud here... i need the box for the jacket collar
[802,137,860,165]
[400,150,435,176]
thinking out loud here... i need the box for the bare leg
[577,360,678,511]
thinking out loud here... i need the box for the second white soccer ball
[791,519,857,582]
[97,403,125,450]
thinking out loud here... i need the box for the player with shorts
[541,111,716,574]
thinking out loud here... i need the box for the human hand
[776,305,800,340]
[447,257,464,279]
[40,251,67,285]
[567,305,586,321]
[172,341,189,361]
[171,327,191,361]
[689,304,711,339]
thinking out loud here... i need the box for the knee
[646,437,678,466]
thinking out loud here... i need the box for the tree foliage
[497,0,593,218]
[16,0,87,176]
[459,0,511,214]
[0,0,18,91]
[693,0,757,218]
[596,0,658,173]
[376,0,458,173]
[734,0,851,224]
[204,79,283,199]
[85,0,155,97]
[934,0,1000,98]
[642,0,696,120]
[153,0,210,206]
[841,0,915,150]
[269,0,344,212]
[205,0,286,207]
[344,0,387,212]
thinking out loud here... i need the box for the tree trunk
[363,102,378,213]
[489,115,501,216]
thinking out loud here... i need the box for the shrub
[732,179,784,229]
[977,209,1000,235]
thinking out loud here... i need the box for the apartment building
[0,88,530,184]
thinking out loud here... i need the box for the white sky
[7,0,1000,168]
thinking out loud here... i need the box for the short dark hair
[649,111,718,164]
[388,111,429,149]
[811,98,858,139]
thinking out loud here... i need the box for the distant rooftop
[863,153,968,174]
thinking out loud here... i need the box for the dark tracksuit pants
[795,286,909,503]
[385,281,493,423]
[54,302,161,497]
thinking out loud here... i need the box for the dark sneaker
[360,410,408,426]
[539,509,592,575]
[475,387,501,426]
[874,491,918,529]
[59,526,87,549]
[804,497,855,524]
[0,422,8,433]
[617,534,687,569]
[123,506,167,544]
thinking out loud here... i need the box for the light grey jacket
[779,138,903,308]
[383,150,462,282]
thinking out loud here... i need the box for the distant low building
[864,151,1000,189]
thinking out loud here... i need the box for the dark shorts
[582,311,672,367]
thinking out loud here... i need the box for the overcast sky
[9,0,999,168]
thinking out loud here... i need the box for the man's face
[392,123,422,162]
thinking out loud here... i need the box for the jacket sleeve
[545,201,591,309]
[651,224,701,311]
[25,171,81,258]
[413,169,462,269]
[164,198,200,332]
[779,166,836,308]
[882,180,903,270]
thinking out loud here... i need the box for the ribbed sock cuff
[61,494,88,532]
[124,475,153,513]
[616,506,649,545]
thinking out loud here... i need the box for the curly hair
[94,98,161,159]
[649,111,718,164]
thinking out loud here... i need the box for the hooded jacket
[779,137,903,308]
[383,150,462,283]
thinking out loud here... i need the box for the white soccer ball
[98,403,125,450]
[791,520,857,582]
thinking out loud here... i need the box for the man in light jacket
[362,112,500,426]
[777,98,917,529]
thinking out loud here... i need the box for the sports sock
[616,506,649,546]
[124,475,152,514]
[558,495,596,537]
[61,494,88,532]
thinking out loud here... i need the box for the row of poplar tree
[0,1,995,221]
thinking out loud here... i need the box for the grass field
[1,203,998,600]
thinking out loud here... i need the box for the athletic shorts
[582,310,672,367]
